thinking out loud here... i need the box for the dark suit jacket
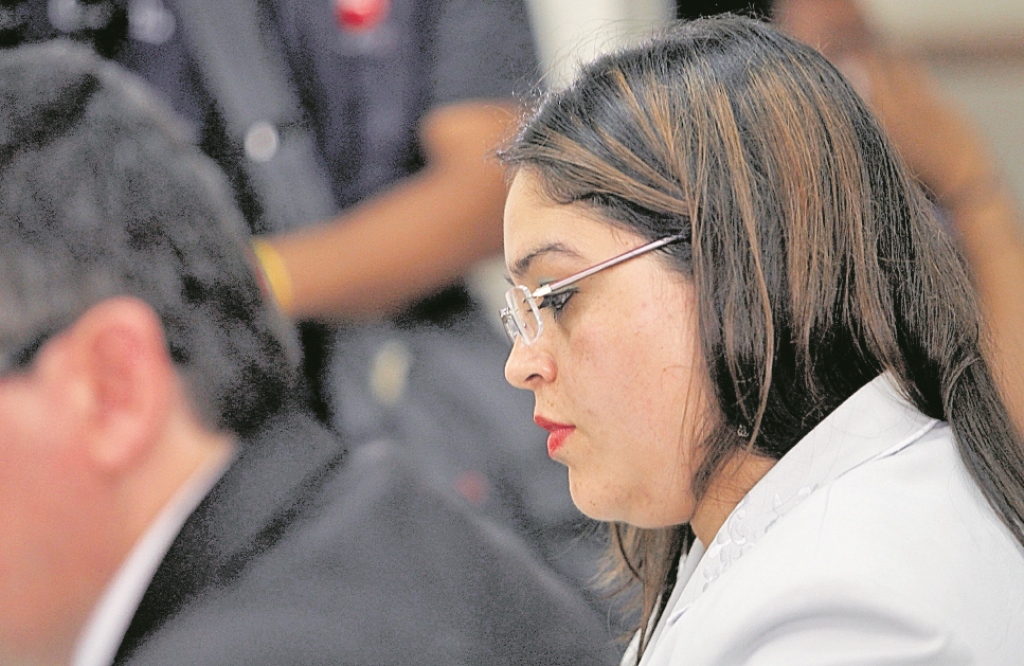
[113,408,619,665]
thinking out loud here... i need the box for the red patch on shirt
[453,470,490,507]
[334,0,390,31]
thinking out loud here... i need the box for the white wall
[524,0,673,86]
[862,0,1024,41]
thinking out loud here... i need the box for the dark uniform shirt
[268,0,537,208]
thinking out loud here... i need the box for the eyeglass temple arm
[532,234,685,299]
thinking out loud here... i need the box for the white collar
[668,373,939,623]
[72,450,234,666]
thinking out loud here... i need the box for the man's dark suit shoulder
[119,409,619,665]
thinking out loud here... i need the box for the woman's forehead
[505,172,638,247]
[504,205,644,283]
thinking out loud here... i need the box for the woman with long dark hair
[500,16,1024,665]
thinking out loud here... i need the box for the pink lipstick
[534,416,575,457]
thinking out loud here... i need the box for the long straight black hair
[502,16,1024,660]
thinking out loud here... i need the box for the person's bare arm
[261,100,518,322]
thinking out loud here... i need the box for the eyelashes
[541,287,578,318]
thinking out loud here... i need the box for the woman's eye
[542,288,577,317]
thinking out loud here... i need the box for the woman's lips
[534,416,575,457]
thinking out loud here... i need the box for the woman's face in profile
[503,170,713,529]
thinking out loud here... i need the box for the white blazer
[625,373,1024,665]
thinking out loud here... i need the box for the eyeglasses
[500,233,685,346]
[0,328,57,379]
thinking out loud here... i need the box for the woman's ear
[60,297,178,473]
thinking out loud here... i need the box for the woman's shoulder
[792,419,1017,560]
[714,375,1022,588]
[645,424,1024,666]
[747,421,1023,599]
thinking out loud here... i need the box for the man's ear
[62,297,179,473]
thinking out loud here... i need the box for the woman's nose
[504,338,556,390]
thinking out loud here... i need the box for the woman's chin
[567,473,634,525]
[568,472,693,529]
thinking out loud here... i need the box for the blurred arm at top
[256,0,534,322]
[268,100,515,320]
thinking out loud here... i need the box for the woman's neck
[690,450,777,545]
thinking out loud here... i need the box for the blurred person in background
[0,41,618,666]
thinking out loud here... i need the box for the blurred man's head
[0,40,296,434]
[0,41,295,664]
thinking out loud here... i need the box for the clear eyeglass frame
[500,233,685,346]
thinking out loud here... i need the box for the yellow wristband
[251,238,294,314]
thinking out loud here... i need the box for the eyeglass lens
[503,284,542,344]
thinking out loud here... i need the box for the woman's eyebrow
[508,242,582,279]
